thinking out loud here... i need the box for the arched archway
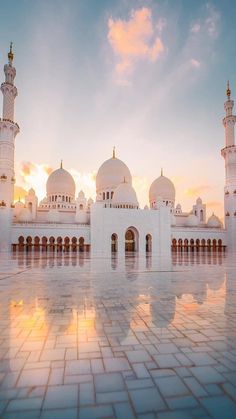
[190,239,194,251]
[57,237,63,252]
[18,236,24,251]
[79,237,85,252]
[201,239,206,249]
[34,236,40,251]
[125,227,139,252]
[218,239,222,251]
[64,236,70,252]
[207,239,211,249]
[184,239,189,251]
[178,238,183,250]
[26,236,32,252]
[72,237,77,252]
[111,233,118,253]
[49,236,55,251]
[146,234,152,252]
[42,236,48,251]
[213,239,217,250]
[172,238,177,248]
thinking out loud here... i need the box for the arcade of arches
[171,238,225,251]
[13,236,90,252]
[13,234,225,253]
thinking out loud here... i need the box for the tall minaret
[221,82,236,251]
[0,44,20,251]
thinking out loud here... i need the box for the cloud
[18,161,54,201]
[190,4,220,40]
[185,185,212,197]
[16,161,97,202]
[190,23,201,33]
[156,18,166,33]
[205,3,220,39]
[190,58,200,68]
[14,186,27,202]
[108,7,164,84]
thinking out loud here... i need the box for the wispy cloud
[108,7,164,84]
[205,3,220,39]
[189,3,220,40]
[185,185,212,197]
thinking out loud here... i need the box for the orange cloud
[108,7,164,83]
[18,161,54,201]
[14,185,27,202]
[16,161,97,202]
[185,185,212,197]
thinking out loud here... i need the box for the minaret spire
[226,80,231,100]
[161,168,163,176]
[223,81,235,146]
[112,146,116,159]
[221,82,236,251]
[8,42,14,65]
[0,45,20,251]
[60,160,63,169]
[1,43,17,120]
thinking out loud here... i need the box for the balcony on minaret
[0,174,7,182]
[0,200,7,208]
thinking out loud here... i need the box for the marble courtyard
[0,251,236,418]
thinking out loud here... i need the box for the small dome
[46,166,75,198]
[113,182,138,207]
[96,155,132,194]
[187,213,199,227]
[18,207,32,222]
[149,174,175,205]
[196,197,202,205]
[207,213,222,228]
[144,205,149,210]
[47,209,60,223]
[176,203,182,210]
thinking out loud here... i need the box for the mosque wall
[90,203,171,256]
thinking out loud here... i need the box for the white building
[0,46,235,255]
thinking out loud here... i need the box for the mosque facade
[0,46,236,255]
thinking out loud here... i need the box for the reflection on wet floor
[0,251,236,418]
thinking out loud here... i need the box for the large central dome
[46,166,76,198]
[96,152,132,200]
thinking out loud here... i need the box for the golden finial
[60,160,63,169]
[112,146,116,159]
[8,42,14,63]
[161,168,163,176]
[226,80,231,99]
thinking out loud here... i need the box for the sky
[1,0,236,218]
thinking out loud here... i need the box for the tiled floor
[0,250,236,418]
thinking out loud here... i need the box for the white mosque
[0,46,236,255]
